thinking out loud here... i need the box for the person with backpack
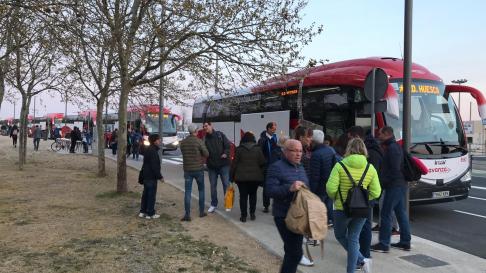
[326,138,381,273]
[230,131,266,222]
[10,124,19,148]
[371,126,412,253]
[266,139,309,273]
[203,122,231,213]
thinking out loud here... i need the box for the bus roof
[252,57,443,93]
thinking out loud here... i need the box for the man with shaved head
[266,139,309,273]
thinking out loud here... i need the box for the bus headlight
[460,170,471,182]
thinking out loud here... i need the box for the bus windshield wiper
[410,142,434,154]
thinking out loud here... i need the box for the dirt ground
[0,137,281,273]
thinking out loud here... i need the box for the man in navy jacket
[371,126,411,253]
[309,130,336,226]
[266,139,309,273]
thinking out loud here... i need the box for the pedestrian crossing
[162,156,183,165]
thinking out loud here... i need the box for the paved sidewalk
[106,153,486,273]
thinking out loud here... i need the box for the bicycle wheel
[51,141,61,152]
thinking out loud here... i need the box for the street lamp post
[452,79,468,116]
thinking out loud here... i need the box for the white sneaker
[299,255,314,267]
[362,258,372,273]
[145,214,160,219]
[138,213,146,218]
[208,206,216,213]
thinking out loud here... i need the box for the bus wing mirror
[445,84,486,121]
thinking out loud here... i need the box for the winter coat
[326,154,381,211]
[309,144,337,198]
[381,137,406,188]
[265,158,309,218]
[230,142,266,183]
[33,127,42,139]
[180,135,209,172]
[364,135,384,179]
[257,131,282,166]
[204,131,231,169]
[131,132,142,146]
[10,125,19,137]
[111,131,118,144]
[301,146,312,178]
[142,144,163,180]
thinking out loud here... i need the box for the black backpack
[402,149,422,181]
[337,162,370,218]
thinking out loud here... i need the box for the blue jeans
[274,217,303,273]
[208,165,230,207]
[359,200,376,258]
[184,170,205,217]
[379,186,411,246]
[334,210,366,273]
[323,193,334,224]
[140,179,158,216]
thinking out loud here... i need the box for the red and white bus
[193,57,486,205]
[127,105,181,152]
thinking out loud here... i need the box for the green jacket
[230,143,266,183]
[326,154,381,211]
[180,135,209,171]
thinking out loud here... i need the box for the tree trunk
[96,98,106,177]
[116,82,130,192]
[0,68,5,112]
[18,96,29,169]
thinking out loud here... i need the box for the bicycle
[51,138,69,152]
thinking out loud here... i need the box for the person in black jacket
[257,121,282,213]
[203,122,231,213]
[139,134,164,220]
[10,124,19,148]
[359,131,384,259]
[371,126,411,253]
[69,127,81,153]
[230,132,266,222]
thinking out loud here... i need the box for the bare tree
[6,4,62,169]
[0,4,18,112]
[94,0,321,192]
[51,1,118,177]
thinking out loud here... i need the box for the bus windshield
[144,114,177,136]
[384,80,465,154]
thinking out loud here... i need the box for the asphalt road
[157,150,486,259]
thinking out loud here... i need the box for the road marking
[162,159,182,165]
[469,196,486,201]
[472,186,486,190]
[169,157,183,162]
[454,210,486,219]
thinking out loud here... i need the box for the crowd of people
[138,121,412,273]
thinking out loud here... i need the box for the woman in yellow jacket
[326,138,381,273]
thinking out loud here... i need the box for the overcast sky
[1,0,485,121]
